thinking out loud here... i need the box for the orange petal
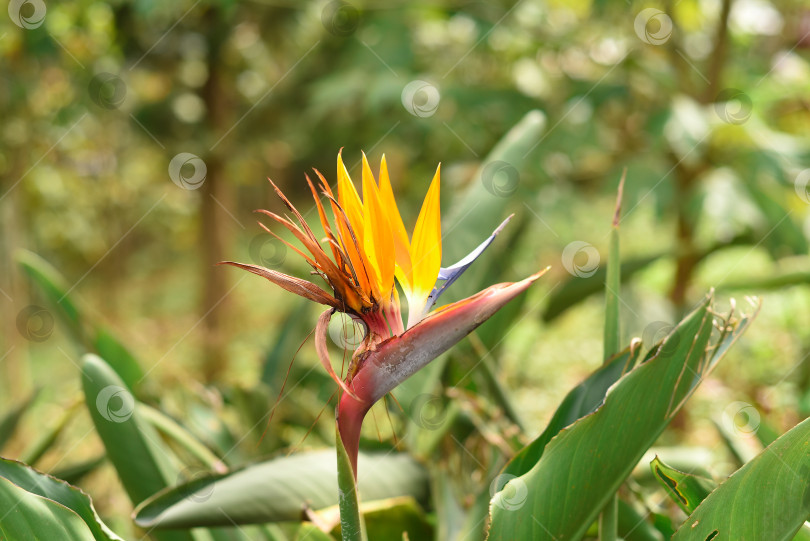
[362,153,395,297]
[254,210,366,312]
[409,164,442,309]
[267,178,320,246]
[337,152,366,247]
[323,191,374,300]
[255,221,317,269]
[255,210,338,279]
[218,261,340,308]
[329,159,375,297]
[306,173,343,266]
[378,155,413,292]
[313,170,360,281]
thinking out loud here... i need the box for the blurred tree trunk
[667,0,731,313]
[199,8,232,382]
[669,163,699,313]
[0,48,33,404]
[704,0,733,104]
[0,162,27,403]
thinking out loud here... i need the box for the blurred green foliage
[2,0,810,539]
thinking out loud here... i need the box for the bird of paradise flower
[221,151,548,476]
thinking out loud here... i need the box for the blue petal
[426,215,513,310]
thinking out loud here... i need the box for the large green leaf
[0,389,38,451]
[16,250,145,391]
[260,300,312,388]
[431,462,470,541]
[672,415,810,540]
[542,254,661,322]
[132,449,429,529]
[93,327,145,391]
[650,456,715,515]
[442,109,546,301]
[138,402,226,472]
[487,295,757,540]
[15,249,86,345]
[543,233,757,323]
[740,176,807,257]
[51,454,106,485]
[0,476,95,541]
[81,354,176,504]
[296,523,335,541]
[501,345,641,478]
[329,497,432,541]
[718,268,810,292]
[443,110,545,258]
[617,499,664,541]
[18,398,79,466]
[81,354,196,541]
[0,458,123,541]
[401,109,547,437]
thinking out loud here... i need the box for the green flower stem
[598,497,618,541]
[336,421,366,541]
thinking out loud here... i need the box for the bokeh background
[1,0,810,538]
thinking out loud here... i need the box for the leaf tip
[612,168,627,228]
